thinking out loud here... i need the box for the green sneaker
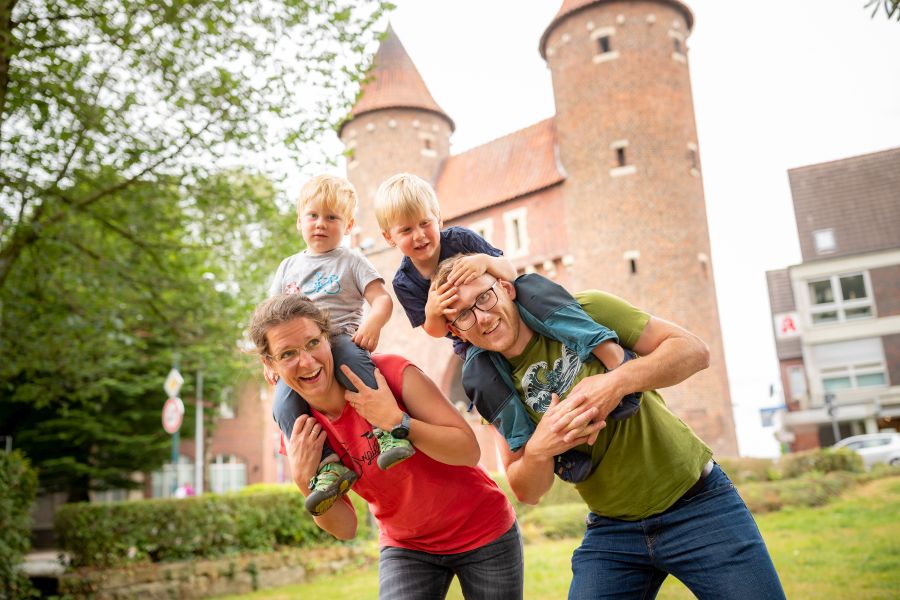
[374,428,415,470]
[304,462,358,516]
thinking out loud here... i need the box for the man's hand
[550,374,623,439]
[528,393,605,458]
[286,415,327,494]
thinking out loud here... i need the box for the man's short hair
[248,294,331,357]
[297,174,357,224]
[374,172,441,232]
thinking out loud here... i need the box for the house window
[807,272,873,324]
[467,218,494,245]
[812,338,888,396]
[787,366,807,400]
[502,208,529,258]
[209,454,247,494]
[813,228,836,254]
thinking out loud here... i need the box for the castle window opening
[598,35,611,54]
[616,147,627,167]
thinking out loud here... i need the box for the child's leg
[513,273,617,363]
[463,346,593,483]
[514,273,642,421]
[272,378,356,515]
[272,378,335,460]
[331,334,414,470]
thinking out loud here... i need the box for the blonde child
[266,175,411,516]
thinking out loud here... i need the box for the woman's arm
[340,365,481,466]
[286,415,358,539]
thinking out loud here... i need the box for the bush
[0,450,39,599]
[716,456,777,483]
[739,471,858,514]
[778,447,864,479]
[56,487,370,569]
[519,503,587,542]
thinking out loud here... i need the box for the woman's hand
[341,365,403,431]
[286,415,328,494]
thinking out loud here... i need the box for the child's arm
[423,280,458,338]
[446,253,517,286]
[352,280,393,351]
[421,254,518,338]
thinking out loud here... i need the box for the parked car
[833,432,900,469]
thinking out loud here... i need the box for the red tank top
[311,354,515,554]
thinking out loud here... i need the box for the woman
[248,293,523,600]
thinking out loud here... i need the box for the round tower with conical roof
[541,0,736,453]
[339,25,454,252]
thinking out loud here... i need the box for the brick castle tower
[340,2,738,456]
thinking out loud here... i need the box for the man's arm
[553,315,710,438]
[497,394,603,505]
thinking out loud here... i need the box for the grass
[217,476,900,599]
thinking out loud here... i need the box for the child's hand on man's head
[447,254,489,285]
[426,279,460,322]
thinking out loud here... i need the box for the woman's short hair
[248,294,331,357]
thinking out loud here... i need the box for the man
[434,254,785,600]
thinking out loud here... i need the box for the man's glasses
[265,334,325,367]
[450,281,500,331]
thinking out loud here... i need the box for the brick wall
[872,264,900,318]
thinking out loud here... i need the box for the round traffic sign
[162,397,185,434]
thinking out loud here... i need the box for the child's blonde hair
[374,173,441,231]
[297,174,357,224]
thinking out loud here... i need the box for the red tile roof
[539,0,694,58]
[341,24,453,134]
[435,118,566,220]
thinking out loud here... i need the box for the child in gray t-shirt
[264,175,410,517]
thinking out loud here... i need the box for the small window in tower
[598,36,611,54]
[673,38,682,54]
[419,132,437,157]
[624,250,640,276]
[591,27,619,64]
[424,138,432,151]
[610,140,635,177]
[616,147,627,167]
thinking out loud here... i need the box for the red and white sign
[773,312,801,340]
[162,397,185,434]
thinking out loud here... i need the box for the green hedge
[779,447,864,478]
[0,450,38,600]
[56,486,372,569]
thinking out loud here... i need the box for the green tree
[0,0,392,500]
[865,0,900,20]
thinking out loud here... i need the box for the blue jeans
[569,465,785,600]
[378,522,524,600]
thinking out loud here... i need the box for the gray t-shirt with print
[268,246,383,334]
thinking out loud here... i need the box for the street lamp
[824,392,841,444]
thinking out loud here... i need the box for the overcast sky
[309,1,900,456]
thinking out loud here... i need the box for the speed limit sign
[162,397,185,434]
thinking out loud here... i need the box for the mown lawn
[218,476,900,599]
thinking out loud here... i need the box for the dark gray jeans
[378,522,524,600]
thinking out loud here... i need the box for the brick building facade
[340,0,737,458]
[767,147,900,450]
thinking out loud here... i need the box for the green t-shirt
[507,290,713,520]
